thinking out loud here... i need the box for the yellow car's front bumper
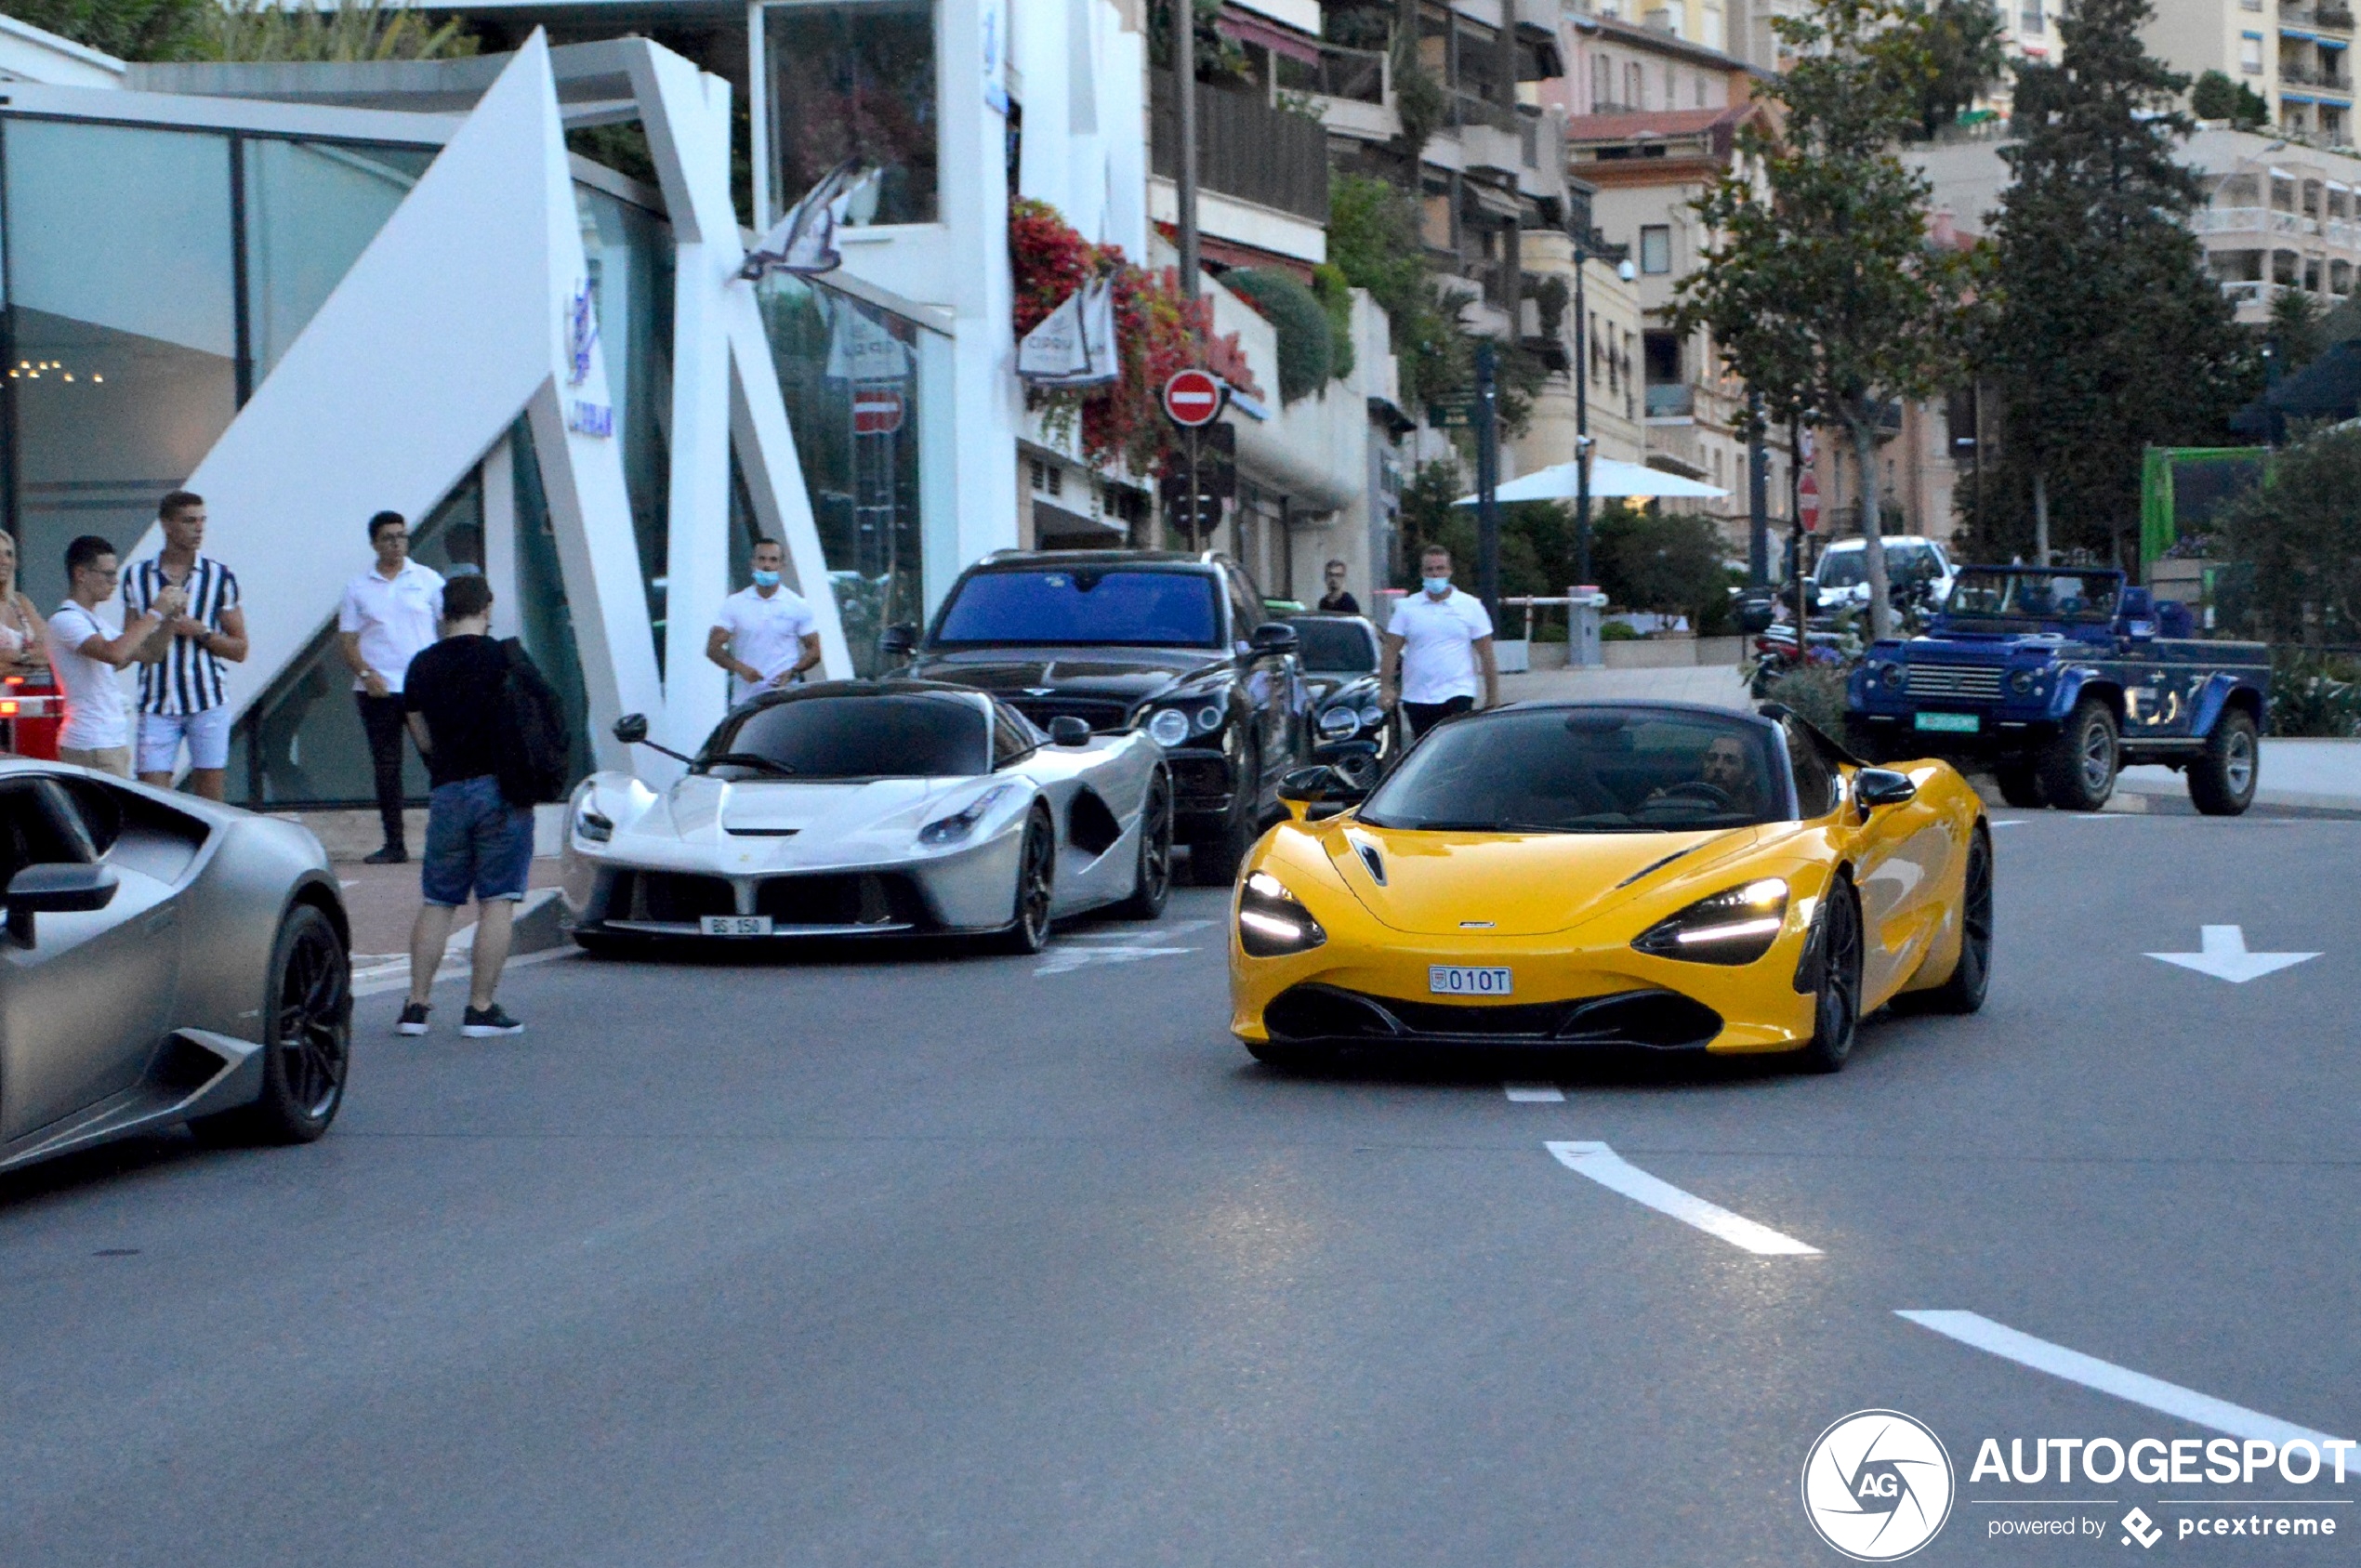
[1227,914,1821,1055]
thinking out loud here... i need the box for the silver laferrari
[561,681,1174,954]
[0,758,351,1174]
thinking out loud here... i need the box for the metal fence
[1151,83,1331,225]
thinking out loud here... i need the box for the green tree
[1975,0,2258,567]
[2222,425,2361,643]
[2189,68,2269,129]
[2267,286,2328,379]
[1594,509,1735,631]
[1328,173,1467,413]
[5,0,204,59]
[1674,0,1975,641]
[1224,268,1332,402]
[1892,0,2008,140]
[193,0,478,60]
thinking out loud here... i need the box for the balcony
[2193,204,2320,237]
[2279,59,2354,90]
[1644,383,1695,418]
[1151,82,1331,225]
[2285,0,2355,30]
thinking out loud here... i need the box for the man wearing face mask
[1381,543,1497,741]
[706,538,821,707]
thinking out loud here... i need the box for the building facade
[2146,0,2354,150]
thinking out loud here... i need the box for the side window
[1227,569,1263,648]
[1780,717,1840,819]
[991,707,1036,770]
[0,780,95,897]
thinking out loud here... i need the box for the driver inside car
[1647,733,1763,815]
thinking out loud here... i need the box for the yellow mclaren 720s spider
[1227,701,1991,1074]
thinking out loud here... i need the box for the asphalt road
[2,810,2356,1566]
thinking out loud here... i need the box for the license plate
[700,915,773,937]
[1430,965,1513,996]
[1914,711,1981,733]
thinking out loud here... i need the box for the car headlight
[1880,662,1904,690]
[1318,705,1362,739]
[2008,667,2039,694]
[1146,707,1192,747]
[1358,702,1384,727]
[1238,869,1327,956]
[1193,702,1224,734]
[1632,877,1789,966]
[574,804,613,843]
[918,783,1017,847]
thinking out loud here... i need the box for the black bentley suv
[880,551,1310,883]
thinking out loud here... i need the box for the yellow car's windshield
[1358,707,1788,833]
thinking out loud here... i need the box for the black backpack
[494,638,571,807]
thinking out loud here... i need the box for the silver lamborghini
[0,758,351,1174]
[561,681,1175,954]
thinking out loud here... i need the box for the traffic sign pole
[1474,341,1500,625]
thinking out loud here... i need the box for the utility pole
[1475,339,1500,622]
[1573,237,1593,587]
[1748,392,1769,586]
[1174,0,1199,295]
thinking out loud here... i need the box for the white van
[1811,535,1956,614]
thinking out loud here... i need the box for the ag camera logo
[1802,1409,1956,1561]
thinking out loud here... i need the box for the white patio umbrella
[1453,456,1728,506]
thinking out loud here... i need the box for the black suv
[880,551,1309,883]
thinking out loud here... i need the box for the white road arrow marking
[2144,925,2319,983]
[1546,1141,1819,1256]
[1034,942,1197,977]
[1897,1311,2352,1449]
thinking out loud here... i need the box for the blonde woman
[0,529,48,681]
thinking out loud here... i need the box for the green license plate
[1914,711,1981,733]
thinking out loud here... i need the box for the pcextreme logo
[1803,1409,1958,1561]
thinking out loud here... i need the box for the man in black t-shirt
[1316,559,1361,615]
[395,573,534,1040]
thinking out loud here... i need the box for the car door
[1225,565,1293,789]
[0,775,182,1142]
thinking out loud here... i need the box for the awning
[1452,457,1729,505]
[1215,7,1323,65]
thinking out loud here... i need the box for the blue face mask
[751,569,781,588]
[1422,576,1452,596]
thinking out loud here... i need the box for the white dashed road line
[1897,1311,2353,1449]
[1546,1140,1820,1257]
[1505,1084,1564,1102]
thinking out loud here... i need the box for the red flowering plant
[1010,197,1258,476]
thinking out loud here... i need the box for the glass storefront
[765,0,939,225]
[755,273,939,676]
[577,184,675,663]
[244,140,434,380]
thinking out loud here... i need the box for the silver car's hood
[571,770,1026,874]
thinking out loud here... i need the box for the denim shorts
[421,774,534,907]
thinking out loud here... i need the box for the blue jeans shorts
[421,774,534,907]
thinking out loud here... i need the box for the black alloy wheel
[1115,769,1174,920]
[206,904,350,1143]
[2038,696,2118,811]
[1992,761,2046,810]
[2187,708,2259,817]
[1797,877,1864,1074]
[987,810,1056,955]
[1912,826,1992,1014]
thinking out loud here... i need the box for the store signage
[1163,369,1222,428]
[566,279,599,387]
[567,400,614,438]
[852,386,905,435]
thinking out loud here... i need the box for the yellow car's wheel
[1796,877,1864,1074]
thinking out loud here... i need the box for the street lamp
[1572,229,1636,585]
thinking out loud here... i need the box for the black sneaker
[460,1004,524,1038]
[396,1001,430,1036]
[363,845,408,865]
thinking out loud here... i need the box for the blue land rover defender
[1845,565,2270,814]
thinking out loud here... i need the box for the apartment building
[2148,0,2355,149]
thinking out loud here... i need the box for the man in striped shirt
[125,490,248,801]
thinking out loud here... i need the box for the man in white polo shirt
[1381,543,1498,741]
[706,537,820,705]
[338,510,446,864]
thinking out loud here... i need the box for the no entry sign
[1163,369,1222,428]
[852,385,904,435]
[1797,469,1821,534]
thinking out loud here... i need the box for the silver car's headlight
[1317,705,1361,739]
[918,783,1017,847]
[1147,708,1191,747]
